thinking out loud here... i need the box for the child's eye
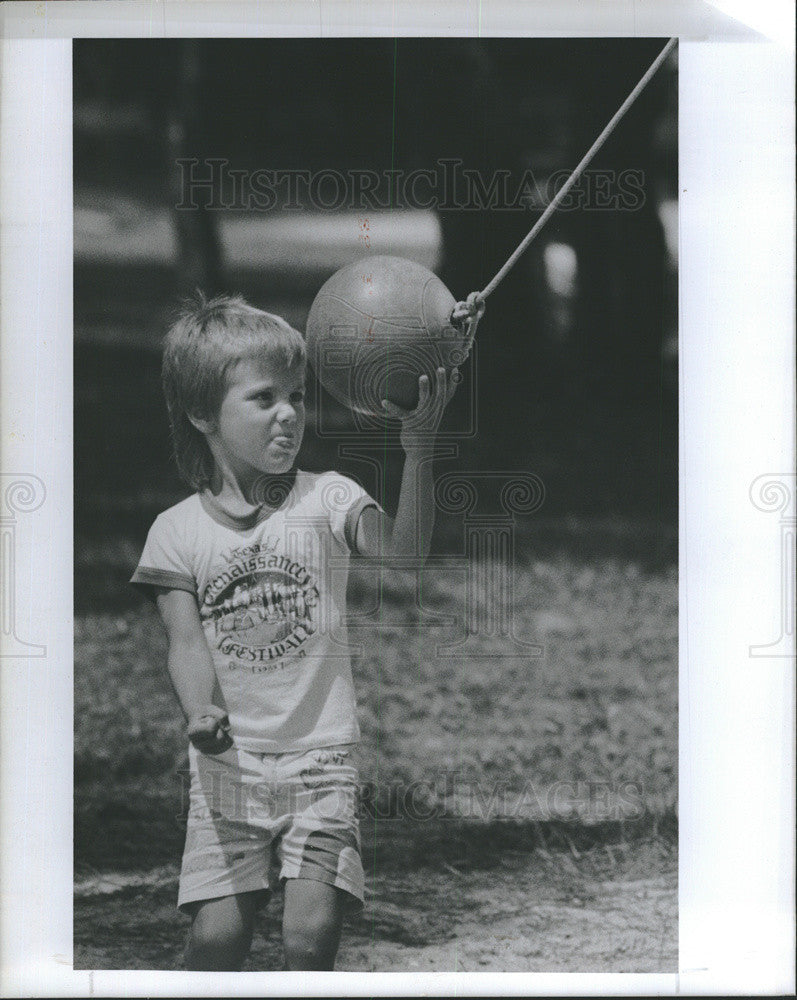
[290,391,305,404]
[256,392,273,405]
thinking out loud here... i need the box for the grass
[75,544,676,874]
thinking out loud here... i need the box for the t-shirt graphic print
[200,540,319,665]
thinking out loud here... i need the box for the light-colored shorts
[178,741,364,913]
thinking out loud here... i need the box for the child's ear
[188,412,216,435]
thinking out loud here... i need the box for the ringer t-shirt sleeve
[130,513,197,600]
[344,492,382,553]
[325,475,383,554]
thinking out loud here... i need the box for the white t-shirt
[131,470,380,752]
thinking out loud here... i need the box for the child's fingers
[383,367,446,429]
[202,715,230,736]
[199,713,230,732]
[199,705,229,725]
[189,707,230,742]
[439,367,451,405]
[381,399,409,420]
[190,717,215,735]
[189,716,233,755]
[430,367,451,417]
[446,367,461,401]
[417,374,431,408]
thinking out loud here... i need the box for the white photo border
[0,1,794,996]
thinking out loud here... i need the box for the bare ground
[74,832,675,972]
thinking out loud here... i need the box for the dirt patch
[343,867,675,973]
[75,834,675,972]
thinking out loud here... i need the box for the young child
[131,294,455,970]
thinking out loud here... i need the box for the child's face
[210,355,306,482]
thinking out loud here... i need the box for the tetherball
[305,255,471,414]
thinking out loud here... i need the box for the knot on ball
[451,291,486,325]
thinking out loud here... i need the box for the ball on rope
[305,255,473,415]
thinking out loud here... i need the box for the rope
[451,37,677,331]
[450,290,487,346]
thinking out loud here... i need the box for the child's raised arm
[356,367,456,560]
[154,587,233,754]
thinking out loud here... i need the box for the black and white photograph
[72,35,679,973]
[0,1,794,995]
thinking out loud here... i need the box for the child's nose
[276,401,297,425]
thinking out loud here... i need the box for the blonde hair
[162,293,306,489]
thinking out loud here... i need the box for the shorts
[178,741,364,913]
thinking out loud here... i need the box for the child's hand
[382,367,459,453]
[187,706,233,755]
